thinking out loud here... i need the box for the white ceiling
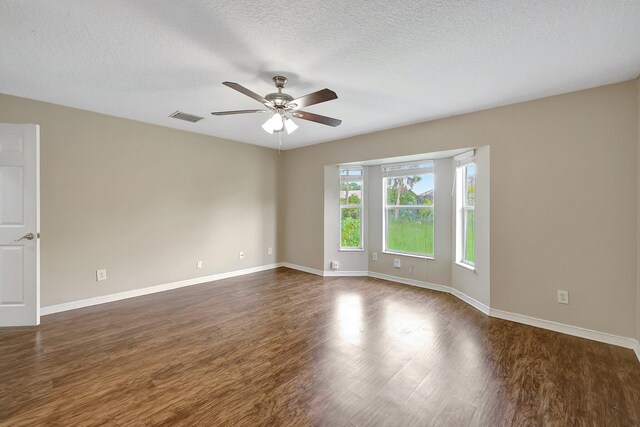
[1,1,639,149]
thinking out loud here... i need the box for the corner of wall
[451,145,490,308]
[276,149,287,264]
[636,75,640,343]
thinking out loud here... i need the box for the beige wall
[0,93,279,307]
[281,81,638,337]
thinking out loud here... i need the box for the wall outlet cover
[372,252,378,261]
[268,247,273,255]
[96,269,107,282]
[239,251,244,260]
[330,261,339,270]
[393,259,401,268]
[197,260,203,269]
[557,290,569,304]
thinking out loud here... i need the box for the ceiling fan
[211,76,342,135]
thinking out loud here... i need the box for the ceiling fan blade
[211,109,269,116]
[222,82,273,108]
[292,110,342,127]
[288,88,337,109]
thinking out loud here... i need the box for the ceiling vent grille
[169,111,204,123]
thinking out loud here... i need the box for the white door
[0,124,40,326]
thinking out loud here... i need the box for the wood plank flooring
[1,267,639,426]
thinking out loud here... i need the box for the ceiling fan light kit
[283,116,298,134]
[212,76,341,140]
[261,112,284,134]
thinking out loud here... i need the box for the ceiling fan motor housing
[266,76,293,108]
[265,92,293,107]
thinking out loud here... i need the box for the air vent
[169,111,203,123]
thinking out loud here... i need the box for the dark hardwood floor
[1,267,639,426]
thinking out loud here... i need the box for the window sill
[455,261,475,271]
[383,251,434,261]
[340,248,364,252]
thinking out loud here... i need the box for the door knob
[15,233,35,241]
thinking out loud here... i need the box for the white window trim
[455,160,475,269]
[339,167,364,251]
[382,161,435,258]
[455,260,475,271]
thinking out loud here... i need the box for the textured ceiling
[1,1,639,149]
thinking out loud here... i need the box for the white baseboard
[364,270,637,359]
[368,271,450,293]
[449,287,490,315]
[41,263,281,316]
[489,308,640,351]
[40,261,640,362]
[323,270,369,277]
[279,262,324,276]
[281,263,368,277]
[368,271,489,314]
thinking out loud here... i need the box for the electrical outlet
[96,269,107,282]
[268,247,273,255]
[372,252,378,261]
[394,259,401,268]
[197,260,203,269]
[557,290,569,304]
[239,251,244,260]
[330,261,339,270]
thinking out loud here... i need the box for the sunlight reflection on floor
[336,293,363,346]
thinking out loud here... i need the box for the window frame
[382,161,435,259]
[339,167,364,251]
[456,160,476,269]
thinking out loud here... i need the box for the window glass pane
[465,164,476,206]
[385,175,434,206]
[340,169,362,177]
[465,210,475,264]
[386,208,434,256]
[341,208,361,248]
[340,180,362,205]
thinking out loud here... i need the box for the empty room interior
[2,1,640,426]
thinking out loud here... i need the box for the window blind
[339,167,363,182]
[454,150,475,167]
[381,160,434,178]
